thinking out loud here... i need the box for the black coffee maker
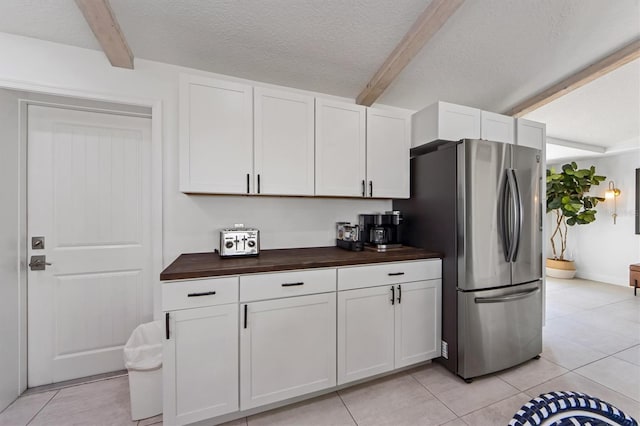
[358,211,403,251]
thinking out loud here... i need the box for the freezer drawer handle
[187,291,216,297]
[474,288,539,304]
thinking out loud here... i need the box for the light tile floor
[1,277,638,426]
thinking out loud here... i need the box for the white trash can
[124,321,163,421]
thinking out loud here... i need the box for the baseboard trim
[22,370,127,396]
[574,271,627,287]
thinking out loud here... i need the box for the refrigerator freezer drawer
[457,281,542,379]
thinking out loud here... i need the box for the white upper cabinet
[516,118,546,150]
[179,74,253,194]
[315,99,366,197]
[412,101,515,146]
[317,101,409,199]
[254,88,315,196]
[179,73,412,198]
[480,110,515,144]
[366,108,411,199]
[412,101,480,148]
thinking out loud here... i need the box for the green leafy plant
[546,162,606,260]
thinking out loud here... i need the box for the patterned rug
[509,391,638,426]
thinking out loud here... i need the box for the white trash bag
[124,321,163,420]
[124,320,163,370]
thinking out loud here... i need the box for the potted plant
[546,162,605,278]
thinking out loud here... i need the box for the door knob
[29,255,52,271]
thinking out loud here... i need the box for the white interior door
[27,105,152,387]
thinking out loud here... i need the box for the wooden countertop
[160,246,441,281]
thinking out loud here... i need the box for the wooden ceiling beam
[506,38,640,117]
[356,0,465,107]
[75,0,133,69]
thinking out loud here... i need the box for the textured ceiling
[0,0,638,150]
[525,59,640,149]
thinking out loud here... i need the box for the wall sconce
[604,180,621,224]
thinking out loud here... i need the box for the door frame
[0,78,163,394]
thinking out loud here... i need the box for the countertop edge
[160,247,441,281]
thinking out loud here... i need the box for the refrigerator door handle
[474,287,539,304]
[509,169,523,262]
[505,169,520,263]
[499,171,512,262]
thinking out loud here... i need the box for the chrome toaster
[220,224,260,257]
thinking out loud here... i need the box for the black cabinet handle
[390,286,395,305]
[257,174,261,194]
[243,304,248,329]
[361,180,365,197]
[165,312,170,340]
[246,173,250,194]
[369,180,373,197]
[187,291,216,297]
[388,272,405,276]
[397,284,402,304]
[281,282,304,287]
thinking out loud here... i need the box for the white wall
[548,152,640,285]
[0,89,21,410]
[0,32,395,266]
[0,33,397,394]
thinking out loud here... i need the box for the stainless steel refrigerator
[394,139,543,381]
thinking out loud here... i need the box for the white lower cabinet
[240,292,337,410]
[163,304,239,426]
[337,285,395,384]
[163,259,441,425]
[394,280,442,368]
[337,272,441,385]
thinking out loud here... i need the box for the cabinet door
[394,280,442,368]
[164,304,238,426]
[480,111,514,144]
[179,75,253,194]
[315,99,366,197]
[437,101,481,142]
[254,88,315,196]
[240,293,336,410]
[516,118,546,150]
[366,108,410,199]
[337,286,395,385]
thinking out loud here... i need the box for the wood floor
[1,277,638,425]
